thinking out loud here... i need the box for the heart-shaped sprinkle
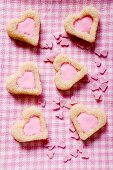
[47,41,53,49]
[69,124,75,132]
[56,37,62,44]
[70,149,78,158]
[100,50,108,58]
[63,154,72,163]
[100,83,108,92]
[93,91,102,101]
[47,150,55,159]
[38,99,46,107]
[48,145,56,150]
[91,82,99,91]
[57,140,66,149]
[77,142,84,153]
[60,99,66,108]
[61,32,68,38]
[60,39,70,47]
[53,95,60,104]
[47,51,59,63]
[70,97,77,105]
[74,16,93,33]
[53,103,60,111]
[17,71,35,89]
[81,151,89,159]
[53,32,61,40]
[91,72,98,80]
[24,116,41,136]
[94,57,101,67]
[99,66,107,74]
[17,18,35,37]
[77,113,98,133]
[99,76,108,84]
[56,110,64,120]
[94,48,101,57]
[70,131,79,140]
[61,63,77,82]
[64,101,72,109]
[40,41,48,49]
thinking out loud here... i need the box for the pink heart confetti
[53,103,60,110]
[94,48,101,57]
[100,83,108,92]
[47,41,53,49]
[48,145,56,150]
[57,140,66,149]
[77,142,84,153]
[76,42,84,49]
[70,149,78,158]
[60,38,70,47]
[43,57,49,62]
[99,66,107,75]
[94,57,101,67]
[46,51,59,63]
[69,124,75,132]
[60,99,66,108]
[100,49,108,58]
[40,41,48,49]
[70,96,77,105]
[91,72,98,80]
[91,82,100,91]
[56,110,63,120]
[93,91,102,101]
[56,37,62,44]
[53,95,60,104]
[99,76,108,84]
[64,101,72,109]
[53,32,61,40]
[70,131,79,140]
[81,151,89,159]
[38,99,46,107]
[63,153,72,163]
[47,150,55,159]
[61,32,69,38]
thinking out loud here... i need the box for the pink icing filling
[17,18,35,37]
[17,71,35,89]
[61,63,77,81]
[77,113,98,133]
[74,16,93,33]
[24,116,41,136]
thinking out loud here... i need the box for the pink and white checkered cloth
[0,0,113,169]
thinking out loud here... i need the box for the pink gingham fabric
[0,0,113,169]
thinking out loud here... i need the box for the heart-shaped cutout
[7,9,40,46]
[24,116,41,136]
[54,54,87,90]
[11,107,48,142]
[74,16,93,33]
[6,62,42,96]
[70,104,106,140]
[64,6,99,43]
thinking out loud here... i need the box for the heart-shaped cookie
[70,104,106,140]
[53,54,87,90]
[11,106,48,142]
[64,6,99,43]
[6,61,42,96]
[7,9,40,46]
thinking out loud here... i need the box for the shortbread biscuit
[11,106,48,142]
[7,9,40,46]
[64,6,99,43]
[6,61,42,96]
[70,104,106,140]
[53,54,87,90]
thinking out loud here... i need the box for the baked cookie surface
[6,61,42,96]
[7,9,40,46]
[64,6,99,43]
[70,104,106,140]
[11,106,48,142]
[53,54,87,90]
